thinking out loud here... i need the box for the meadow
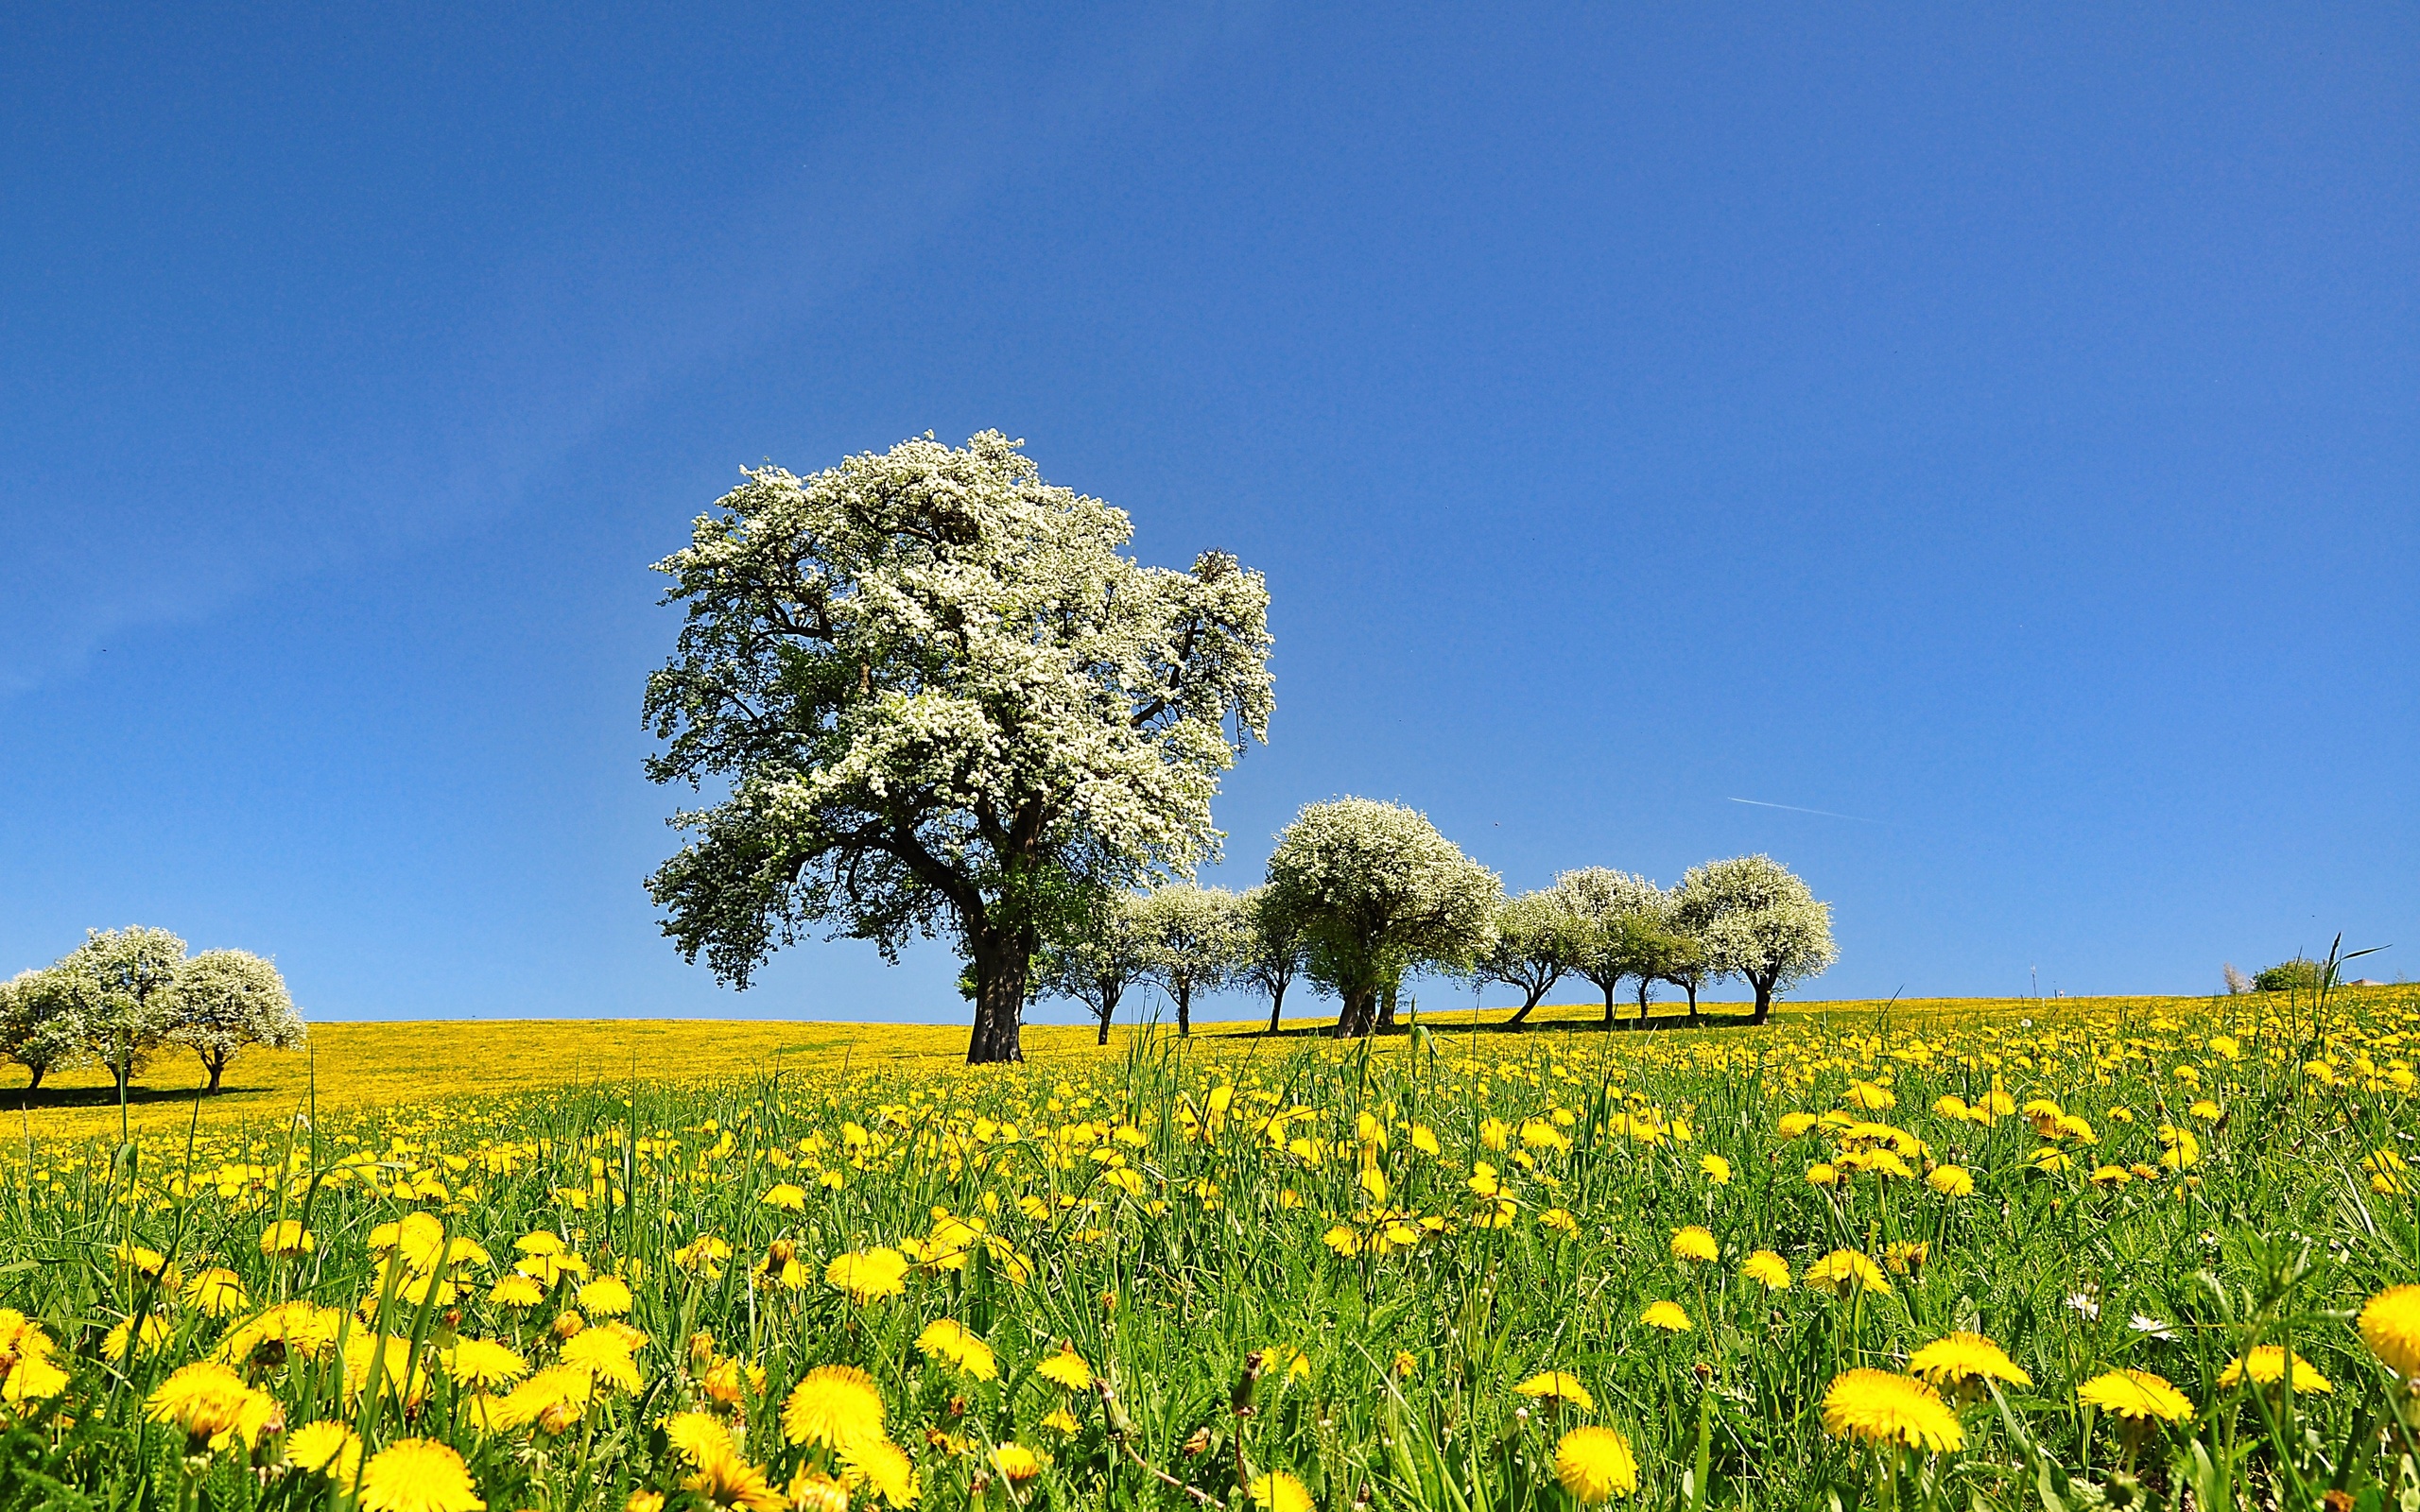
[4,988,2418,1511]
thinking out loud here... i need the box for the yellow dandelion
[824,1247,908,1305]
[356,1437,487,1512]
[1036,1345,1093,1392]
[786,1471,850,1512]
[1640,1300,1692,1333]
[2361,1286,2420,1378]
[181,1267,249,1317]
[578,1277,633,1316]
[1554,1425,1640,1503]
[914,1318,998,1381]
[488,1274,546,1309]
[1040,1405,1080,1435]
[838,1435,918,1506]
[782,1364,886,1451]
[664,1409,741,1463]
[761,1183,808,1211]
[2077,1368,2193,1422]
[1740,1250,1791,1290]
[1821,1369,1962,1452]
[1669,1227,1718,1263]
[1806,1162,1840,1187]
[682,1436,786,1512]
[1514,1370,1596,1411]
[1699,1154,1732,1185]
[1804,1250,1892,1297]
[2218,1347,2331,1394]
[260,1221,316,1257]
[1247,1470,1314,1512]
[284,1419,363,1481]
[992,1443,1045,1482]
[1908,1332,2030,1389]
[560,1328,643,1394]
[1927,1165,1975,1196]
[444,1337,528,1390]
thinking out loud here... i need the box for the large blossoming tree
[1672,854,1836,1022]
[644,432,1274,1063]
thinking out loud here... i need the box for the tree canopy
[1263,799,1499,1037]
[1472,889,1590,1029]
[1038,890,1151,1046]
[1132,884,1248,1039]
[1673,854,1836,1022]
[169,949,305,1091]
[644,432,1273,1063]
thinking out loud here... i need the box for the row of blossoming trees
[643,430,1835,1061]
[1044,797,1835,1041]
[1,926,303,1094]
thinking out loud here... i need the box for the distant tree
[1673,856,1836,1024]
[1550,868,1665,1026]
[1618,907,1703,1026]
[1041,891,1152,1045]
[1236,885,1308,1035]
[0,970,89,1091]
[641,432,1273,1064]
[1263,799,1499,1038]
[2254,957,2325,993]
[2221,962,2252,996]
[169,950,306,1092]
[1473,890,1589,1029]
[1133,885,1249,1039]
[1655,929,1718,1019]
[64,926,187,1094]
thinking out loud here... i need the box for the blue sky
[4,5,2413,1025]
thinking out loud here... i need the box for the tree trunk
[1505,988,1546,1028]
[1635,977,1652,1028]
[1600,980,1618,1027]
[1751,976,1773,1025]
[1175,982,1191,1038]
[25,1066,42,1091]
[1335,988,1376,1038]
[1375,984,1399,1032]
[1265,980,1287,1035]
[1685,979,1700,1018]
[966,931,1028,1064]
[206,1057,225,1092]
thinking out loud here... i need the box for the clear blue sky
[4,6,2413,1025]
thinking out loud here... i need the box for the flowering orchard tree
[1549,868,1669,1025]
[1263,799,1499,1038]
[171,949,305,1091]
[0,970,88,1090]
[63,925,187,1094]
[1236,884,1308,1035]
[1038,890,1150,1047]
[1673,854,1837,1022]
[1472,889,1591,1029]
[644,432,1274,1064]
[1132,883,1248,1039]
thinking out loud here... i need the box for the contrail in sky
[1726,797,1886,824]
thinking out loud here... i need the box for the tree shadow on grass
[1241,1009,1767,1040]
[1,1083,266,1111]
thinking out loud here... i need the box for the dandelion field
[7,990,2420,1511]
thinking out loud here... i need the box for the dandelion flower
[1247,1470,1314,1512]
[1040,1405,1080,1435]
[1036,1345,1093,1392]
[445,1337,528,1390]
[1514,1370,1596,1411]
[824,1247,908,1305]
[1669,1227,1718,1263]
[1821,1369,1962,1452]
[665,1409,741,1462]
[992,1443,1044,1482]
[1804,1250,1892,1297]
[578,1277,633,1316]
[560,1328,643,1394]
[914,1318,998,1381]
[2360,1286,2420,1378]
[1699,1154,1732,1185]
[1927,1165,1975,1197]
[1806,1163,1840,1187]
[1640,1301,1692,1333]
[182,1267,249,1316]
[260,1221,316,1257]
[1908,1332,2030,1389]
[681,1436,786,1512]
[786,1471,851,1512]
[489,1274,545,1309]
[1740,1251,1791,1290]
[146,1361,280,1448]
[356,1437,487,1512]
[783,1364,886,1451]
[1777,1111,1819,1138]
[839,1435,917,1506]
[2218,1347,2331,1394]
[762,1183,808,1211]
[284,1420,362,1480]
[1554,1425,1639,1503]
[2077,1368,2193,1422]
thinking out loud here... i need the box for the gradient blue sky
[4,5,2413,1025]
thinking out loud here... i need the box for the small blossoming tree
[0,969,89,1091]
[1132,883,1249,1039]
[1672,854,1837,1022]
[170,949,306,1091]
[1262,799,1499,1038]
[1471,889,1590,1029]
[63,925,186,1095]
[644,432,1273,1063]
[1038,890,1151,1046]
